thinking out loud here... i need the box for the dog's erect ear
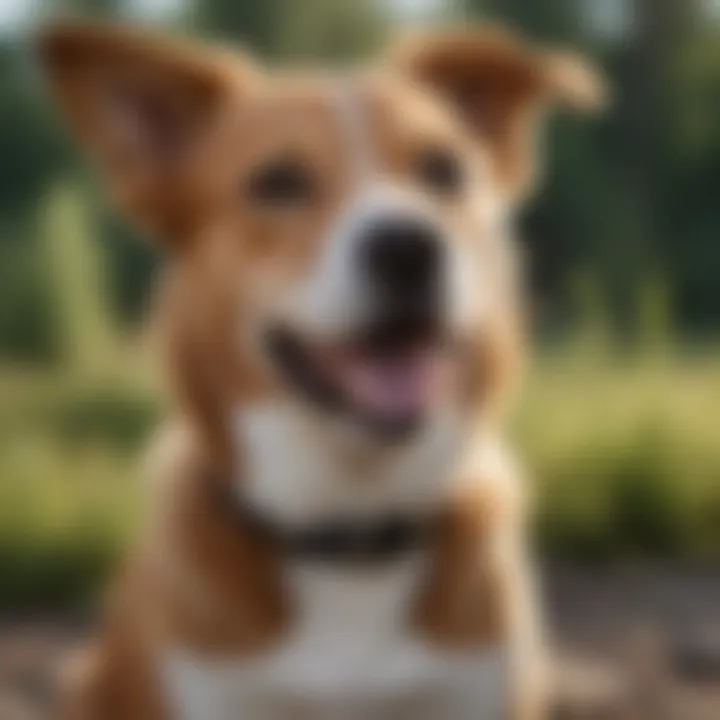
[38,23,256,244]
[391,28,606,202]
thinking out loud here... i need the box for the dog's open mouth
[265,316,456,439]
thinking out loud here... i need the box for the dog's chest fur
[161,404,508,719]
[163,558,507,720]
[233,401,466,526]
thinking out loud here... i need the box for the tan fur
[39,21,602,720]
[393,27,605,198]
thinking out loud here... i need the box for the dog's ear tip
[390,25,526,68]
[36,19,111,47]
[390,27,609,113]
[34,24,91,82]
[544,51,610,113]
[35,21,126,70]
[35,23,75,65]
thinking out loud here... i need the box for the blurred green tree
[193,0,284,53]
[274,0,385,61]
[194,0,385,59]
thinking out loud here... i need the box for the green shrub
[520,351,720,561]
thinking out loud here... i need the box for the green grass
[519,348,720,561]
[0,368,156,610]
[1,348,719,609]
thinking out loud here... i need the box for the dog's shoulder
[136,420,289,656]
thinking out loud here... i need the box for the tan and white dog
[39,22,602,720]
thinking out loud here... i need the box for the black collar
[207,474,435,565]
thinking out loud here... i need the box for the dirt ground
[1,566,719,719]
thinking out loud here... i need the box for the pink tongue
[341,352,445,420]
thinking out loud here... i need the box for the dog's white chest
[163,557,508,720]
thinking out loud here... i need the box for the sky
[0,0,33,29]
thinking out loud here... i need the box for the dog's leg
[56,633,166,720]
[415,442,549,720]
[505,540,549,720]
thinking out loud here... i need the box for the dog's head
[39,24,602,447]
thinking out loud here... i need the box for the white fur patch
[233,400,464,527]
[163,555,509,720]
[333,80,375,183]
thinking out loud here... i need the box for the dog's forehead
[226,70,466,168]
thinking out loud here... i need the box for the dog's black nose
[361,216,442,297]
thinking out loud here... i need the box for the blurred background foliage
[0,0,719,609]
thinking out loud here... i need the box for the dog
[38,21,602,720]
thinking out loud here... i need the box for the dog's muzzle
[265,202,460,442]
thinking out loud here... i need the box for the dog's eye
[417,148,464,196]
[247,159,316,206]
